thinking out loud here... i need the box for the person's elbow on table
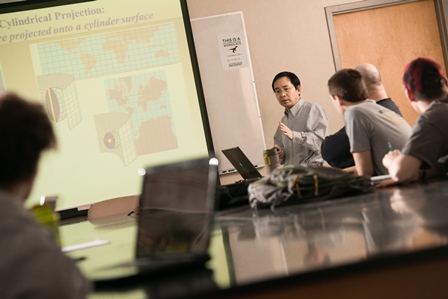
[385,154,421,184]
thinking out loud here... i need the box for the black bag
[248,165,374,209]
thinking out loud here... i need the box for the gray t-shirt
[345,100,412,175]
[402,98,448,172]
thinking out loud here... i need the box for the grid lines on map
[103,69,178,159]
[37,23,181,80]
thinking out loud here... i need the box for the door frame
[325,0,448,71]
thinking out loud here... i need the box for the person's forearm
[353,151,374,177]
[342,166,357,174]
[388,155,421,183]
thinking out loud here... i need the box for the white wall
[187,0,364,150]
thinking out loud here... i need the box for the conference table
[60,177,448,299]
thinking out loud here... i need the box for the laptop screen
[136,157,218,259]
[222,147,262,180]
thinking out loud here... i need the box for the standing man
[382,57,448,185]
[0,92,91,298]
[272,71,328,166]
[327,68,412,176]
[322,63,403,169]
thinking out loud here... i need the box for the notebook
[222,147,262,180]
[90,156,218,282]
[370,174,392,185]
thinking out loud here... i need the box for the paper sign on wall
[217,32,249,71]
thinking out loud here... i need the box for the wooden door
[332,0,445,126]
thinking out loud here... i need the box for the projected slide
[0,66,4,91]
[97,70,178,166]
[36,74,81,130]
[33,27,180,165]
[35,24,180,80]
[0,0,209,210]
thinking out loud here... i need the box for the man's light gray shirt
[274,99,328,166]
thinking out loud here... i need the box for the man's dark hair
[0,92,56,189]
[272,71,301,91]
[328,69,369,103]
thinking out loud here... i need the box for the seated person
[272,71,328,166]
[327,69,412,177]
[0,92,91,298]
[322,63,403,169]
[382,57,448,185]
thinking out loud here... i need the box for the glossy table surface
[60,178,448,299]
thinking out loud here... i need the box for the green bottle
[31,204,61,247]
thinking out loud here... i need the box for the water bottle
[263,147,280,174]
[31,204,61,247]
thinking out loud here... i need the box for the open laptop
[90,156,218,282]
[222,147,262,180]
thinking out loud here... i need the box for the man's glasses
[274,86,296,94]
